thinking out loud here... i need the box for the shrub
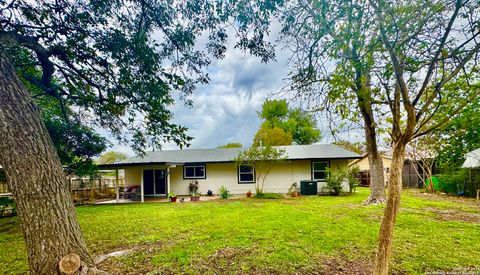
[325,167,359,196]
[437,170,469,195]
[325,168,345,196]
[254,192,283,199]
[218,185,231,199]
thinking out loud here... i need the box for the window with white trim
[183,164,206,179]
[312,161,329,181]
[238,165,255,183]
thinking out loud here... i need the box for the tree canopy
[97,151,129,165]
[218,142,243,148]
[255,99,321,145]
[0,0,283,154]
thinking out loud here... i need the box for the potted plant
[168,192,177,202]
[246,190,252,198]
[207,189,213,196]
[190,191,201,201]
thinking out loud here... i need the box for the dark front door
[143,169,167,196]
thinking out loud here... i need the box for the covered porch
[97,162,182,203]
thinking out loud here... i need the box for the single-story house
[98,144,361,202]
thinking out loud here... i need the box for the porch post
[140,168,144,202]
[115,169,119,203]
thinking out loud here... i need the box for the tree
[256,99,322,145]
[253,126,293,146]
[240,0,479,273]
[234,145,287,194]
[369,1,480,273]
[332,140,366,155]
[218,142,243,148]
[278,1,387,205]
[97,151,129,165]
[0,0,281,273]
[434,101,480,172]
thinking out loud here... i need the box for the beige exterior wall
[123,159,351,196]
[350,156,392,184]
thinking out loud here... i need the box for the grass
[1,188,479,274]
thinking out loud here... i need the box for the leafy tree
[97,151,129,165]
[283,109,322,145]
[259,99,289,126]
[332,140,366,155]
[234,145,287,194]
[435,101,480,172]
[256,99,321,145]
[218,142,243,148]
[239,0,479,273]
[0,0,281,273]
[253,126,293,146]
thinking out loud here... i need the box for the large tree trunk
[0,49,94,273]
[358,97,386,205]
[374,141,406,275]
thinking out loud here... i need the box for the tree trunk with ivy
[0,49,94,274]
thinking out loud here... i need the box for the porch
[97,162,181,203]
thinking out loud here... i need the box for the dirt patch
[414,191,480,208]
[430,208,480,223]
[290,255,375,275]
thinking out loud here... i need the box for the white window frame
[238,165,255,184]
[183,164,206,179]
[312,161,329,181]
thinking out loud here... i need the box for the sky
[108,26,365,156]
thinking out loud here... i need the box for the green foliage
[325,167,360,196]
[2,0,281,155]
[167,192,177,199]
[97,151,129,165]
[437,171,468,195]
[254,192,283,199]
[255,99,321,145]
[0,197,16,217]
[218,143,243,148]
[253,126,292,146]
[218,186,231,199]
[435,101,480,172]
[259,99,289,125]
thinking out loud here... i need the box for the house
[98,144,361,201]
[349,152,424,188]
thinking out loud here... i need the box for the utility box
[300,180,318,195]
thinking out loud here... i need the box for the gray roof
[100,144,360,168]
[462,148,480,168]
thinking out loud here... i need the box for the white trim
[183,164,206,179]
[238,165,255,183]
[115,169,119,203]
[312,161,329,181]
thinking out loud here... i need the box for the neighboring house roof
[462,148,480,168]
[349,153,392,166]
[99,144,361,168]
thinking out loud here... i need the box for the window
[183,164,206,179]
[238,165,255,183]
[312,161,329,181]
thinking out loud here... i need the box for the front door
[143,169,167,196]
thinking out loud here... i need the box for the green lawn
[1,188,479,274]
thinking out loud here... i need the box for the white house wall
[123,159,351,195]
